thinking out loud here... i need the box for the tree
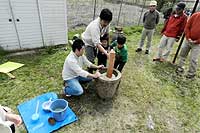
[156,0,175,11]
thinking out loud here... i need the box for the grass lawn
[1,25,200,132]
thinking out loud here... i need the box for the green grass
[1,25,200,132]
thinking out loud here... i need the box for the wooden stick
[107,49,115,78]
[6,73,15,79]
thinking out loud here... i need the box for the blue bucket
[50,99,68,121]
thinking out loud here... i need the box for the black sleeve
[156,12,160,24]
[143,12,147,23]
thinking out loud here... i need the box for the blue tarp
[17,92,78,133]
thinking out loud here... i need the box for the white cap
[149,1,157,6]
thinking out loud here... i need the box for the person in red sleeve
[153,2,187,62]
[176,12,200,79]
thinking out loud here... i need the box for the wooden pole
[107,49,115,78]
[172,0,199,64]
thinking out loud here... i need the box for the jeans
[64,76,92,96]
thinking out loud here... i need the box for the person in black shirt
[97,34,110,67]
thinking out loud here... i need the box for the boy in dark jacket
[97,34,110,66]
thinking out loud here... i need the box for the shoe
[176,67,184,73]
[62,87,71,97]
[160,58,165,62]
[175,67,184,74]
[63,81,68,87]
[65,94,72,97]
[186,74,195,79]
[135,48,142,52]
[145,50,149,54]
[153,58,160,62]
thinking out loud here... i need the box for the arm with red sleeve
[161,16,170,34]
[177,15,187,40]
[184,15,193,40]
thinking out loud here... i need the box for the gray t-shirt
[143,10,160,30]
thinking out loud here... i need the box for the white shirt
[82,17,109,47]
[0,106,12,133]
[62,51,92,80]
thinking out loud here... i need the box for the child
[0,105,22,133]
[97,34,110,67]
[111,34,128,72]
[111,26,123,43]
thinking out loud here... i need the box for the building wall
[0,0,67,51]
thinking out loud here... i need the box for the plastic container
[42,98,52,112]
[49,99,68,121]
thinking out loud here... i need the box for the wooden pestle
[106,49,115,78]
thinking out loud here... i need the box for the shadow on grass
[58,87,115,117]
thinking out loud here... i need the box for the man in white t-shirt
[62,39,103,96]
[82,8,112,73]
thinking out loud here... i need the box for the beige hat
[149,0,157,6]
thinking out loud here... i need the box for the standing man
[176,12,200,79]
[136,0,159,54]
[62,39,103,96]
[82,8,112,73]
[153,2,187,62]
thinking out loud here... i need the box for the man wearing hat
[136,0,159,54]
[153,2,187,62]
[176,11,200,79]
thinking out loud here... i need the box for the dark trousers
[97,54,107,67]
[114,60,126,72]
[85,46,97,73]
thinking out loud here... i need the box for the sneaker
[62,87,71,97]
[145,50,149,54]
[63,81,68,87]
[160,58,165,62]
[186,74,195,79]
[175,67,184,74]
[153,58,160,62]
[135,48,142,52]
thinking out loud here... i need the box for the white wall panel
[39,0,67,46]
[0,0,20,50]
[0,0,67,51]
[10,0,44,49]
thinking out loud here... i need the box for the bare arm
[87,71,101,79]
[97,43,109,58]
[90,64,104,69]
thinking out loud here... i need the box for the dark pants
[97,53,107,67]
[85,46,97,73]
[114,60,126,72]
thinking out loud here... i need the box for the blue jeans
[64,76,92,96]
